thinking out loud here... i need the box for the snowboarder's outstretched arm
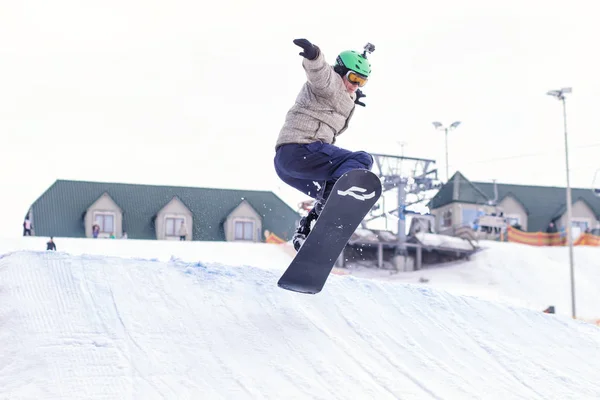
[293,38,335,94]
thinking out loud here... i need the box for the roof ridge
[466,179,491,201]
[472,180,593,192]
[453,173,490,203]
[54,179,273,194]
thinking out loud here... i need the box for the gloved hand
[355,89,366,107]
[293,38,318,60]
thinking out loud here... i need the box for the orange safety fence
[577,318,600,327]
[574,233,600,246]
[507,226,600,247]
[507,226,566,246]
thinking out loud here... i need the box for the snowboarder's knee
[353,151,373,170]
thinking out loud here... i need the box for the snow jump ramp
[1,251,599,399]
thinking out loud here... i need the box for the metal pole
[397,180,407,255]
[445,128,449,182]
[562,96,576,319]
[382,195,387,230]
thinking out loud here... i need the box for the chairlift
[594,169,600,197]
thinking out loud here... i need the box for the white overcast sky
[1,0,599,237]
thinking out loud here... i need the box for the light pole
[547,87,576,319]
[432,121,461,181]
[593,169,600,197]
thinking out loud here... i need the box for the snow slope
[4,236,599,319]
[349,240,600,321]
[1,245,600,399]
[0,236,293,271]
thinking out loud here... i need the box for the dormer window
[165,217,185,238]
[94,212,115,234]
[155,197,193,240]
[234,220,254,241]
[225,200,262,242]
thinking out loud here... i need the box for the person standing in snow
[23,217,33,236]
[92,223,100,238]
[274,38,375,251]
[179,221,187,241]
[46,237,56,251]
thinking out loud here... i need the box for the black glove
[293,38,318,60]
[355,89,366,107]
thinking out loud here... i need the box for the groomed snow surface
[1,237,600,400]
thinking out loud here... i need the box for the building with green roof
[428,172,600,235]
[25,179,300,242]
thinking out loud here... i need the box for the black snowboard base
[277,169,382,294]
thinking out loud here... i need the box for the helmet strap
[333,64,348,77]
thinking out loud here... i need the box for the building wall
[455,203,493,227]
[155,198,193,240]
[497,195,528,231]
[225,201,262,242]
[85,193,123,238]
[432,202,512,232]
[557,200,599,236]
[431,203,474,232]
[431,203,453,232]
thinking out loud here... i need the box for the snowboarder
[274,38,375,251]
[46,237,56,251]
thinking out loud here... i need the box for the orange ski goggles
[346,71,368,87]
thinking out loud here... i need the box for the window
[571,219,589,239]
[505,214,520,226]
[235,221,254,240]
[94,213,114,233]
[572,220,589,230]
[461,209,479,228]
[165,217,185,237]
[442,210,452,228]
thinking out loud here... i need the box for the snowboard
[278,169,382,294]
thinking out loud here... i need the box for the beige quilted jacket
[275,47,357,150]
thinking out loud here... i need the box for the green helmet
[335,50,371,77]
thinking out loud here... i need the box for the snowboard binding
[292,200,324,251]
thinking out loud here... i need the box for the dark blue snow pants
[274,141,374,200]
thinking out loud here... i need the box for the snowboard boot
[292,206,321,251]
[292,218,310,252]
[313,198,326,216]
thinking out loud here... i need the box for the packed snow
[349,240,600,322]
[1,237,600,399]
[415,232,476,251]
